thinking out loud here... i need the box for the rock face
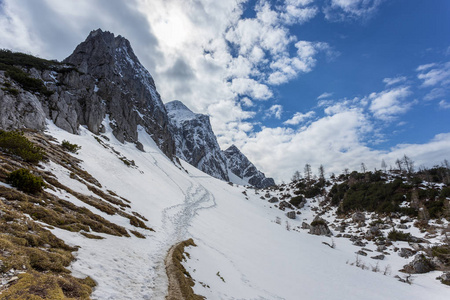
[63,29,174,157]
[165,100,229,181]
[0,29,175,158]
[223,145,275,188]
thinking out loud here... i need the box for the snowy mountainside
[223,144,275,188]
[165,100,229,181]
[0,120,448,299]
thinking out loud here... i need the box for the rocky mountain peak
[223,145,275,188]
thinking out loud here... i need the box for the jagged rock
[165,100,229,181]
[0,83,46,131]
[398,248,415,258]
[309,217,332,236]
[438,272,450,285]
[301,222,310,229]
[397,224,408,229]
[377,245,387,252]
[352,212,365,224]
[223,145,275,188]
[371,254,385,260]
[353,239,367,247]
[286,211,296,219]
[402,254,435,274]
[64,29,175,157]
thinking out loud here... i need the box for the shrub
[61,140,81,153]
[387,229,411,242]
[7,168,45,194]
[0,130,45,163]
[289,195,304,208]
[311,219,327,227]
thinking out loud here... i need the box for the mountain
[224,144,275,188]
[0,30,449,300]
[0,29,175,158]
[166,100,275,188]
[165,100,229,181]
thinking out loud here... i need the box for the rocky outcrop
[309,217,332,236]
[0,29,175,158]
[165,100,229,181]
[64,29,175,157]
[223,145,275,188]
[402,254,435,274]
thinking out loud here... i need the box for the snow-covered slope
[224,144,275,188]
[43,119,449,300]
[166,100,229,181]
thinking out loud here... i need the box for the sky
[0,0,449,182]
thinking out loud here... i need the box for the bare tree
[403,154,414,175]
[381,159,387,173]
[304,164,312,182]
[361,163,366,173]
[395,158,403,173]
[291,170,301,182]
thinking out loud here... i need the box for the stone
[402,254,435,274]
[286,211,296,220]
[356,250,367,256]
[371,254,385,260]
[279,201,293,211]
[268,197,279,203]
[397,224,408,229]
[301,222,310,229]
[309,217,332,236]
[377,245,387,252]
[398,248,415,258]
[353,239,367,247]
[352,212,365,224]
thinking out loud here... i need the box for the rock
[356,250,367,256]
[352,212,365,224]
[371,254,385,260]
[286,211,296,220]
[343,234,352,238]
[268,197,279,203]
[438,272,450,285]
[377,245,387,252]
[402,254,435,274]
[397,224,408,229]
[410,243,423,252]
[353,239,367,247]
[279,201,293,211]
[398,248,415,258]
[309,217,332,236]
[301,222,310,229]
[264,193,270,198]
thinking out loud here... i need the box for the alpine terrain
[0,29,448,300]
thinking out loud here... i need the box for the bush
[0,130,45,163]
[311,219,327,226]
[61,140,81,153]
[387,229,411,242]
[7,168,45,194]
[289,195,304,208]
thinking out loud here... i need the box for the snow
[41,120,449,300]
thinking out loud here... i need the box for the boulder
[352,212,365,224]
[286,211,296,220]
[371,254,385,260]
[398,248,415,258]
[301,222,310,229]
[309,217,332,236]
[402,254,435,274]
[268,197,279,203]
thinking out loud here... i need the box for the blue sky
[0,0,449,181]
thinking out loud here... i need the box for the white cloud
[266,105,283,119]
[383,76,407,86]
[368,87,412,121]
[283,111,316,125]
[417,62,450,87]
[424,88,446,101]
[324,0,384,21]
[317,92,333,99]
[439,100,450,109]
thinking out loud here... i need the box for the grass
[167,239,205,300]
[61,140,81,153]
[388,229,412,242]
[7,168,45,194]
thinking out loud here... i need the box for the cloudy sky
[1,0,449,182]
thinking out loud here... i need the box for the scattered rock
[371,254,385,260]
[353,239,367,247]
[397,224,408,229]
[301,222,310,230]
[279,201,293,211]
[377,245,387,252]
[437,272,450,285]
[398,248,415,258]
